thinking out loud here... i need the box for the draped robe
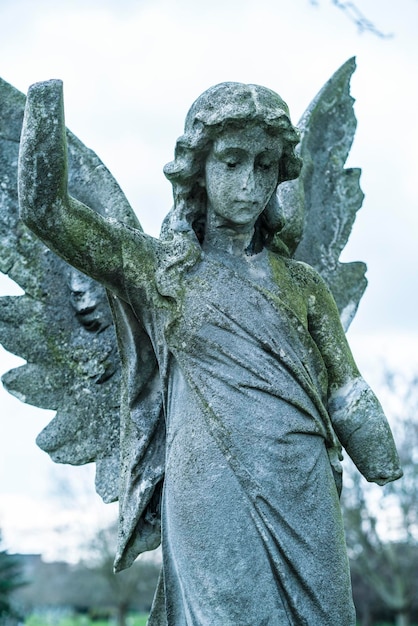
[112,241,356,625]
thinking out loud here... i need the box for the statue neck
[203,211,255,258]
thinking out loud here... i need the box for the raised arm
[305,264,402,485]
[18,80,148,300]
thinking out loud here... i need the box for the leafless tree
[83,522,160,626]
[342,371,418,626]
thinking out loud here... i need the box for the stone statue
[0,59,402,624]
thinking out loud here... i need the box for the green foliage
[0,532,26,619]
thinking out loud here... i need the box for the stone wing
[0,77,140,503]
[278,58,367,330]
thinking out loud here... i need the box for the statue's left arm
[305,264,403,485]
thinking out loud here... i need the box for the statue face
[204,124,283,232]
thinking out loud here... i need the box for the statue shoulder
[286,258,334,299]
[268,253,328,295]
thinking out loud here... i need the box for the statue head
[163,82,301,251]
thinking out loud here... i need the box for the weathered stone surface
[0,77,138,502]
[289,58,367,329]
[1,62,403,624]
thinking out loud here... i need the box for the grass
[25,614,149,626]
[25,614,418,626]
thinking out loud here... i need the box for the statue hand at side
[329,378,403,485]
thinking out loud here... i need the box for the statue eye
[257,161,273,171]
[226,161,238,169]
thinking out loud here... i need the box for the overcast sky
[0,0,417,560]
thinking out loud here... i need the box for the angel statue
[0,58,402,625]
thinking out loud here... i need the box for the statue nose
[242,167,255,191]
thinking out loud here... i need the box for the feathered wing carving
[1,60,366,551]
[0,77,141,503]
[279,57,367,330]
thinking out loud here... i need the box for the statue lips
[231,199,262,221]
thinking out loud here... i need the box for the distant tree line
[12,553,159,625]
[0,532,27,624]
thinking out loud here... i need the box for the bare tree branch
[309,0,393,38]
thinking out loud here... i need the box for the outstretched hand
[18,79,68,231]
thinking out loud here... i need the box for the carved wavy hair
[162,82,302,253]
